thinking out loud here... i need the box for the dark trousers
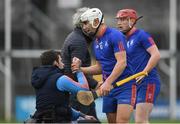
[26,106,71,123]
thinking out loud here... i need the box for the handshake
[71,57,82,73]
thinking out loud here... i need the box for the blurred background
[0,0,180,122]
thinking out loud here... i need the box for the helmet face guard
[80,8,104,38]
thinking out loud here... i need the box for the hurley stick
[77,71,148,106]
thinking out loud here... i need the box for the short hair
[40,50,61,65]
[72,7,90,28]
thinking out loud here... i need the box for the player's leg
[106,113,117,123]
[135,103,153,124]
[116,104,133,123]
[115,84,136,123]
[103,95,117,123]
[135,82,160,123]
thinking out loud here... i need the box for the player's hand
[94,81,103,90]
[136,75,145,84]
[99,81,112,96]
[84,115,97,120]
[71,57,81,73]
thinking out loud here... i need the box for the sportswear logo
[95,41,103,49]
[127,39,134,48]
[96,45,99,49]
[105,41,109,47]
[121,99,130,103]
[148,94,152,99]
[96,41,108,49]
[99,42,103,49]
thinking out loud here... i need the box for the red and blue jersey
[126,29,160,84]
[93,27,133,85]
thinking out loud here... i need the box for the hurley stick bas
[77,71,148,106]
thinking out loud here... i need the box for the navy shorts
[136,80,160,104]
[102,82,136,113]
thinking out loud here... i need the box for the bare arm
[143,45,160,73]
[105,51,127,85]
[71,57,102,75]
[81,61,102,75]
[100,51,127,96]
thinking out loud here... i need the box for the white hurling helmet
[80,8,104,28]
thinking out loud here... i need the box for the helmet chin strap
[123,16,143,35]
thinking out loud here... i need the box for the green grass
[0,118,17,123]
[99,119,180,124]
[1,118,180,123]
[149,119,180,123]
[129,119,180,123]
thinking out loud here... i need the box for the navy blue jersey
[126,29,160,83]
[93,27,133,85]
